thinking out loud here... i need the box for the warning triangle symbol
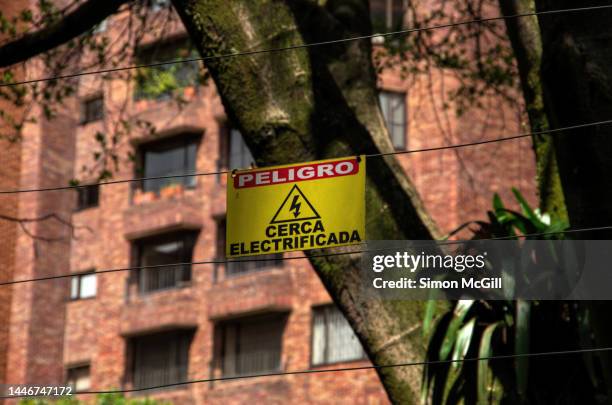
[270,184,321,224]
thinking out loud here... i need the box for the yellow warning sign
[226,156,366,257]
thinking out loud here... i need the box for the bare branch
[0,0,129,68]
[0,212,93,241]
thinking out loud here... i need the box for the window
[216,218,282,277]
[66,364,91,391]
[218,314,285,377]
[131,330,192,389]
[134,232,197,294]
[147,0,170,11]
[81,95,104,124]
[228,129,254,170]
[311,305,365,366]
[139,135,198,195]
[93,19,108,34]
[70,272,97,300]
[76,184,99,210]
[370,0,407,32]
[134,38,199,100]
[218,127,255,172]
[379,91,407,150]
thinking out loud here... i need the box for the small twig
[373,324,421,354]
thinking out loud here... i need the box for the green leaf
[512,188,547,231]
[423,298,438,338]
[515,300,530,398]
[421,312,453,404]
[477,322,504,404]
[439,300,474,360]
[492,192,505,212]
[452,317,476,367]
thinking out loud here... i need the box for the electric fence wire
[1,5,612,398]
[1,4,611,88]
[2,225,612,287]
[2,346,611,398]
[1,118,611,194]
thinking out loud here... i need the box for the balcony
[208,268,293,319]
[120,287,198,336]
[123,193,202,241]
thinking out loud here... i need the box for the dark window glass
[81,96,104,124]
[135,232,196,293]
[70,272,97,300]
[132,330,192,389]
[76,184,99,210]
[139,136,198,194]
[216,218,282,277]
[218,314,285,377]
[311,305,365,366]
[134,38,199,100]
[370,0,406,32]
[379,90,407,150]
[146,0,170,11]
[217,126,254,177]
[228,129,254,170]
[66,364,91,391]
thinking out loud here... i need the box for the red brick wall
[3,98,78,389]
[0,118,22,390]
[0,0,26,389]
[0,3,537,404]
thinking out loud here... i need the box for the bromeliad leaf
[515,300,530,399]
[452,317,476,368]
[439,300,474,360]
[477,321,504,404]
[512,188,548,231]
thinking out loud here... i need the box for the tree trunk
[173,0,440,402]
[536,0,612,399]
[498,0,567,221]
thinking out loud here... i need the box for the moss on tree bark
[173,0,441,402]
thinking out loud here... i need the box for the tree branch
[0,0,129,68]
[0,212,92,241]
[497,0,567,221]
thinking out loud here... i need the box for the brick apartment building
[0,1,535,404]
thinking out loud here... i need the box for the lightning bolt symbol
[289,195,301,218]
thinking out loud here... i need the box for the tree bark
[173,0,440,402]
[536,0,612,398]
[535,0,612,231]
[497,0,567,221]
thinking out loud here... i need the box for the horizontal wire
[2,225,612,287]
[2,346,611,398]
[1,4,611,88]
[1,118,611,195]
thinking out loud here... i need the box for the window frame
[310,305,366,367]
[130,330,193,390]
[136,134,200,195]
[215,217,282,279]
[133,231,198,295]
[76,184,100,211]
[379,90,407,150]
[370,0,407,31]
[80,94,104,124]
[217,125,255,176]
[217,313,286,377]
[69,271,97,301]
[66,363,91,392]
[133,37,199,101]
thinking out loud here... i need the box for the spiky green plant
[420,189,584,404]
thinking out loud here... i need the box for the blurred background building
[0,0,535,403]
